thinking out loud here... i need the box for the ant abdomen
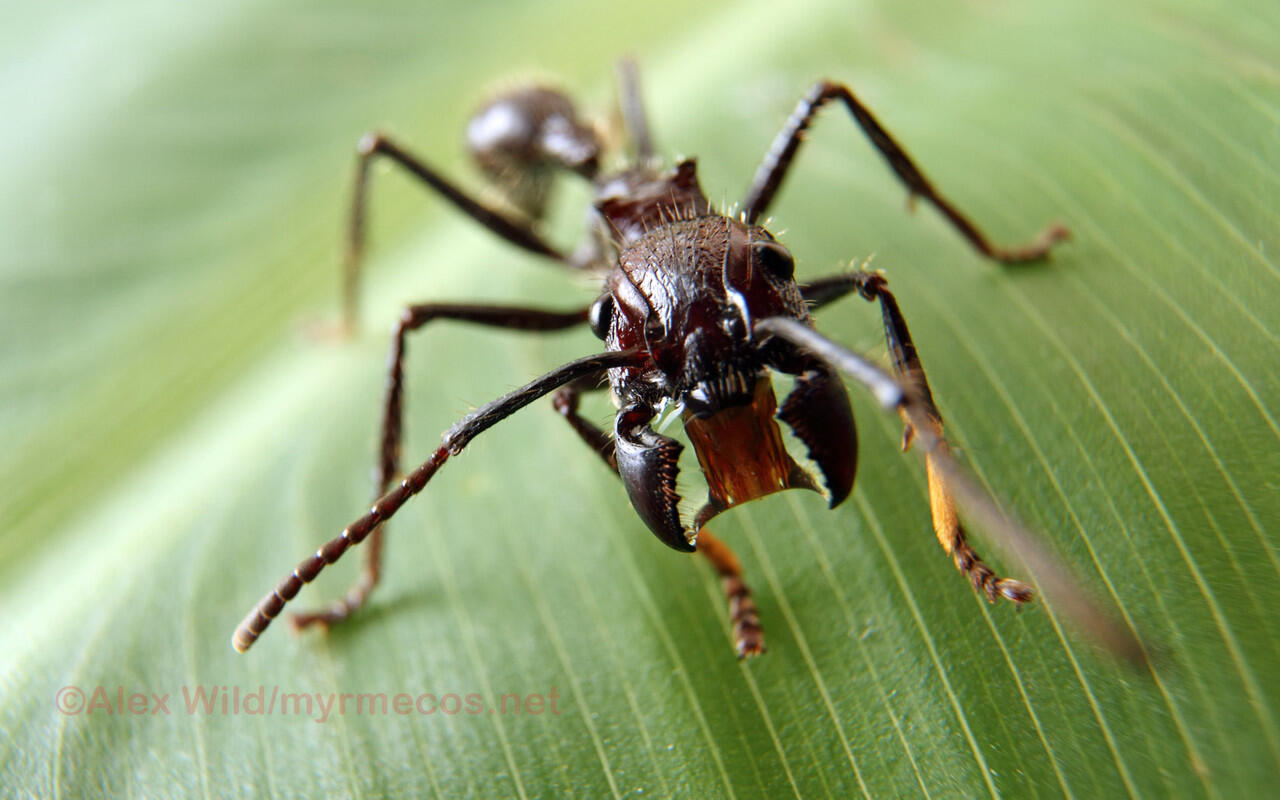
[466,86,601,221]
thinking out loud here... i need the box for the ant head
[466,85,602,219]
[606,215,842,544]
[606,215,808,415]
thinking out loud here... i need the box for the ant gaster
[234,62,1142,662]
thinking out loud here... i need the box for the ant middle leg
[742,81,1069,262]
[799,271,1032,604]
[551,377,766,657]
[290,302,590,631]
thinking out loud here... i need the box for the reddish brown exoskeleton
[233,62,1141,662]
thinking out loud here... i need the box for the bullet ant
[233,62,1141,662]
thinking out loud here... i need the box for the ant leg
[752,315,1147,663]
[697,530,766,658]
[342,133,576,331]
[849,272,1032,603]
[290,303,589,632]
[800,272,866,311]
[616,59,655,163]
[763,288,1034,601]
[551,375,617,469]
[551,380,766,657]
[795,271,1030,599]
[232,348,643,653]
[742,81,1069,262]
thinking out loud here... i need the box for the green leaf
[3,0,1277,797]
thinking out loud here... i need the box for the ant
[233,61,1140,662]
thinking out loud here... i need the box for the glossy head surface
[601,207,855,539]
[605,213,808,414]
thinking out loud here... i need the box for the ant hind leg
[341,134,578,331]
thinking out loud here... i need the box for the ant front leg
[289,302,589,632]
[695,530,766,658]
[799,272,1031,604]
[752,315,1147,663]
[743,81,1069,263]
[551,379,766,657]
[341,134,576,331]
[233,349,644,652]
[551,375,618,469]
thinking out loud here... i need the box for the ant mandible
[234,61,1141,661]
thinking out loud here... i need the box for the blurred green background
[2,0,1277,797]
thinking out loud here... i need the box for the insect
[233,62,1140,661]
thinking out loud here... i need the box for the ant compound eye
[753,241,795,282]
[588,293,614,340]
